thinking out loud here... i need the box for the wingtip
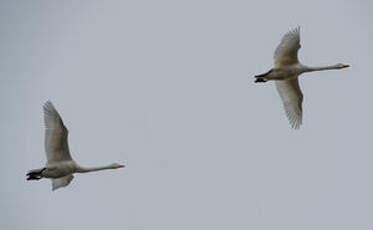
[43,100,53,109]
[290,119,302,129]
[292,26,300,34]
[43,100,57,113]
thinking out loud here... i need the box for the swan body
[27,101,125,190]
[254,27,349,129]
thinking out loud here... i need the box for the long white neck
[303,64,347,73]
[76,164,123,173]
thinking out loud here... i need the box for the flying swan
[27,101,125,190]
[254,27,349,129]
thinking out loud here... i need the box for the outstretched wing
[43,101,73,164]
[274,27,301,67]
[275,79,303,129]
[51,175,74,191]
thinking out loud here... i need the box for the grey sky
[1,0,372,229]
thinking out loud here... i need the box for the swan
[254,27,349,128]
[26,101,125,190]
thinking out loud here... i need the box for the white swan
[254,27,349,129]
[27,101,125,190]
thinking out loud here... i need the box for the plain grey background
[1,0,372,229]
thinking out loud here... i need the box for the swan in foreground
[254,27,349,128]
[27,101,125,190]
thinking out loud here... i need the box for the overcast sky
[1,0,373,229]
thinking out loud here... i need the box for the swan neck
[304,64,341,72]
[76,165,116,173]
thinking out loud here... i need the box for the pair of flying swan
[27,27,349,191]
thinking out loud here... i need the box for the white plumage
[43,101,72,164]
[255,27,349,129]
[27,101,125,191]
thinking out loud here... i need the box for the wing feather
[275,79,303,129]
[51,175,74,191]
[43,101,73,164]
[274,27,301,67]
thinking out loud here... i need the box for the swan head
[336,63,350,69]
[110,163,125,169]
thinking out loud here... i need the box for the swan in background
[27,101,125,190]
[254,27,349,129]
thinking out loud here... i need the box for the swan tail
[254,77,268,83]
[254,69,273,83]
[26,168,46,181]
